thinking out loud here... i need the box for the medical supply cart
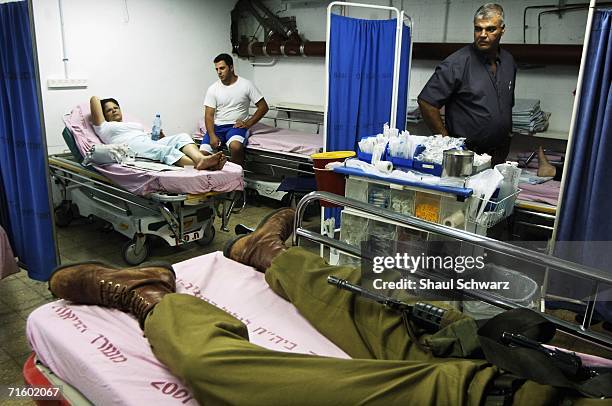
[333,166,519,245]
[330,166,533,318]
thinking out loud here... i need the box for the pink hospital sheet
[63,104,243,196]
[247,123,323,156]
[26,252,349,405]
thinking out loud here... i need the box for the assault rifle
[501,332,603,380]
[327,275,446,333]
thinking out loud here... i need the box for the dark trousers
[467,135,512,166]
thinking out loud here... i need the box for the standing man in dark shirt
[418,3,516,166]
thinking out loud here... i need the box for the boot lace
[99,280,135,310]
[99,279,151,320]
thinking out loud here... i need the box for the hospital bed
[513,182,558,243]
[198,104,323,204]
[24,251,349,405]
[51,105,244,265]
[24,192,612,404]
[244,102,323,180]
[242,122,322,203]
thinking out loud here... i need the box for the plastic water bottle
[151,114,162,141]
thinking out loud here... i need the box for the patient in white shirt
[90,96,225,170]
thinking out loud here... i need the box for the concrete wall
[32,0,253,153]
[246,0,588,137]
[30,0,590,151]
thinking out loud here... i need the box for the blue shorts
[200,124,248,153]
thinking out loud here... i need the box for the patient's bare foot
[213,155,227,171]
[537,146,556,177]
[195,152,222,170]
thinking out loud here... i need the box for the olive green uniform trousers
[144,247,598,405]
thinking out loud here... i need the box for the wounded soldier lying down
[49,208,611,405]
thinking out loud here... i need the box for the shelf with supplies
[337,175,485,269]
[333,166,473,199]
[340,175,484,239]
[334,174,541,321]
[337,172,519,254]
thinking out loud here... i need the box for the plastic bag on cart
[82,143,133,166]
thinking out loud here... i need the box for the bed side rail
[293,191,612,350]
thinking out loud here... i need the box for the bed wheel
[196,225,215,247]
[54,201,78,227]
[122,237,149,265]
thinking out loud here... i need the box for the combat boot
[223,208,295,272]
[49,261,175,329]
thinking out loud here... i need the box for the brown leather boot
[49,261,176,329]
[223,207,295,272]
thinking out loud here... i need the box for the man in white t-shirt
[201,53,269,166]
[90,96,226,170]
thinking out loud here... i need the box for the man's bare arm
[204,106,220,148]
[90,96,105,126]
[417,98,448,137]
[235,98,269,128]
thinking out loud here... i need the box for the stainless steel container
[442,149,474,177]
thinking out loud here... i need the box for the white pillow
[81,143,133,166]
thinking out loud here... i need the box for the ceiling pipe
[235,40,582,65]
[238,0,285,43]
[250,0,301,43]
[413,43,583,65]
[232,0,304,58]
[236,40,325,58]
[249,57,278,67]
[230,3,584,65]
[58,0,69,79]
[523,4,562,44]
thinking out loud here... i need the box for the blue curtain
[396,24,411,132]
[326,15,411,225]
[327,14,410,151]
[553,9,612,321]
[0,1,57,281]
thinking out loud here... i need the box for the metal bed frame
[49,153,239,265]
[21,191,611,405]
[244,106,322,178]
[237,107,323,205]
[294,191,612,350]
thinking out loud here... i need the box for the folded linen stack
[512,98,550,135]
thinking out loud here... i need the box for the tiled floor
[0,196,315,404]
[0,269,54,406]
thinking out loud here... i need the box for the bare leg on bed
[175,154,222,170]
[180,144,225,170]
